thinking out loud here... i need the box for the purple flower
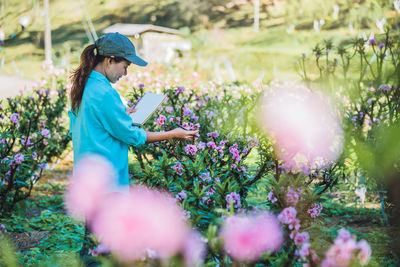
[378,43,385,49]
[41,129,51,138]
[175,86,184,95]
[207,131,219,138]
[172,162,183,175]
[38,163,47,169]
[197,142,206,151]
[14,153,24,164]
[0,105,3,110]
[138,83,144,89]
[378,84,391,91]
[369,39,376,45]
[176,190,187,201]
[216,146,224,156]
[226,192,241,209]
[165,106,174,113]
[183,108,193,117]
[220,140,229,146]
[199,172,212,182]
[10,113,20,124]
[185,144,197,155]
[191,116,198,122]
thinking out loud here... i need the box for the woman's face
[105,58,131,83]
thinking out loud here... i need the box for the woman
[69,32,198,192]
[69,32,198,258]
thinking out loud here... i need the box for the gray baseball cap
[95,32,148,67]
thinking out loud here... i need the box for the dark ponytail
[70,44,105,113]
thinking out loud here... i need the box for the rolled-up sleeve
[94,90,147,147]
[68,110,75,138]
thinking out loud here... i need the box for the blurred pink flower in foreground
[91,186,189,262]
[220,212,283,262]
[321,229,371,267]
[261,82,343,173]
[183,230,207,267]
[65,154,115,221]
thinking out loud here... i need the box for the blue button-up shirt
[68,70,147,190]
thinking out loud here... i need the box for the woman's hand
[145,128,199,143]
[126,107,137,115]
[171,128,199,140]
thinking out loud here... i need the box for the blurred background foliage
[0,0,398,82]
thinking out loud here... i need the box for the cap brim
[125,55,148,67]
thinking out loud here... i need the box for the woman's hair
[70,44,125,113]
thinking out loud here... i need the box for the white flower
[376,18,386,33]
[333,5,340,19]
[313,20,324,34]
[394,0,400,13]
[286,24,295,34]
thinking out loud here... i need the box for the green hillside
[0,0,394,82]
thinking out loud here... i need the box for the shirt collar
[90,70,110,84]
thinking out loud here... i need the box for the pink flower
[220,212,283,262]
[286,188,300,206]
[268,190,278,203]
[183,231,207,267]
[165,106,174,113]
[185,144,197,155]
[357,240,371,265]
[294,232,309,246]
[261,83,343,172]
[278,207,297,225]
[65,154,115,221]
[156,115,166,125]
[299,242,311,259]
[41,128,51,138]
[206,141,216,149]
[321,229,369,267]
[92,186,189,261]
[289,218,301,231]
[229,146,241,162]
[308,203,323,218]
[336,229,353,243]
[247,137,259,148]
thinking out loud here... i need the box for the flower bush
[0,68,70,216]
[127,82,276,235]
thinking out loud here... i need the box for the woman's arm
[146,128,198,143]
